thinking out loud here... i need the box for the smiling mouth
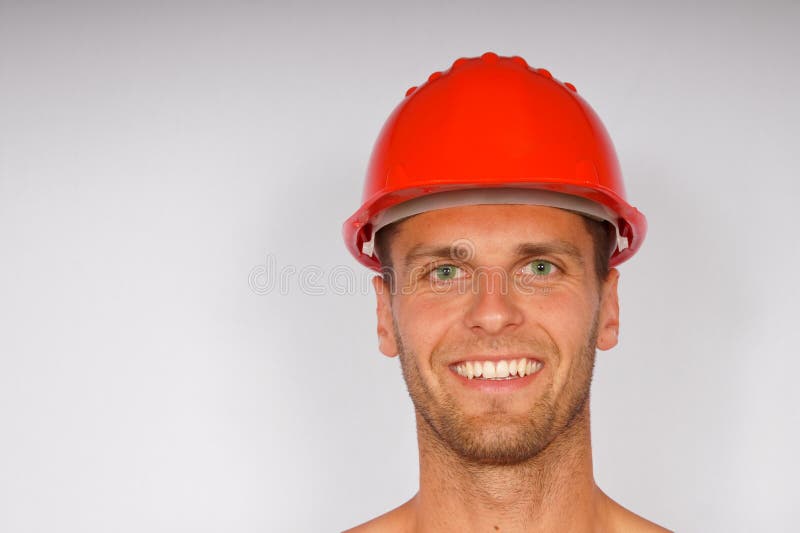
[451,358,543,380]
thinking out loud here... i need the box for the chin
[441,415,555,466]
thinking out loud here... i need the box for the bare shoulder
[342,498,415,533]
[605,495,673,533]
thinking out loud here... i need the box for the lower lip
[448,365,543,393]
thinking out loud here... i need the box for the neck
[411,402,605,532]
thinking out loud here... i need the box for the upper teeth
[453,358,543,380]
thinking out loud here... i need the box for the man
[342,52,670,532]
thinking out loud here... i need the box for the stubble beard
[394,315,599,467]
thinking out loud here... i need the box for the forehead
[390,204,593,262]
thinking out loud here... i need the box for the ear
[596,267,620,351]
[372,275,399,357]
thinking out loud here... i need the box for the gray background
[1,1,798,531]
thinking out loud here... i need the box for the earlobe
[372,275,399,357]
[596,268,620,351]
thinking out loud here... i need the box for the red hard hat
[342,52,646,270]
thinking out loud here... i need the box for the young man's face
[372,204,620,465]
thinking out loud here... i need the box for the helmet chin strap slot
[361,231,375,257]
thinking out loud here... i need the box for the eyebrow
[515,241,585,267]
[402,240,586,266]
[404,245,457,265]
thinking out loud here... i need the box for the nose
[463,267,524,335]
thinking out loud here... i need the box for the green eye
[527,260,555,276]
[433,264,462,281]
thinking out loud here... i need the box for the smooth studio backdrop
[1,1,798,531]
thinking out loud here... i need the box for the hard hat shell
[342,52,646,271]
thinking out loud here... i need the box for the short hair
[374,212,615,287]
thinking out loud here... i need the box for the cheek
[527,286,594,332]
[394,294,467,359]
[526,290,597,379]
